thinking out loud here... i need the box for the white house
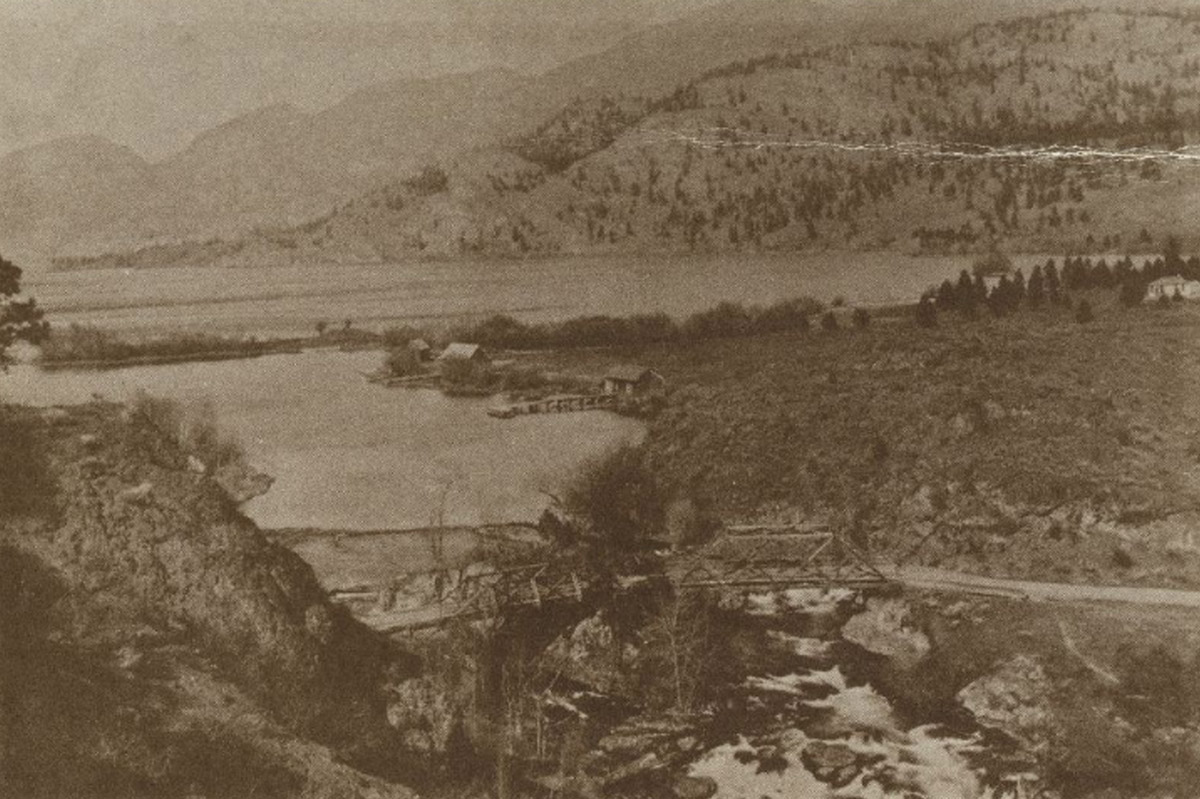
[1145,275,1200,302]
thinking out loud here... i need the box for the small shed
[408,338,432,361]
[438,342,489,363]
[1146,275,1200,302]
[602,366,666,396]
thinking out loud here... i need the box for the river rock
[387,677,457,754]
[899,485,937,521]
[957,655,1055,748]
[672,775,718,799]
[800,740,861,786]
[214,463,275,503]
[603,752,661,785]
[544,613,623,694]
[304,604,334,644]
[118,482,154,504]
[841,598,930,669]
[78,456,105,477]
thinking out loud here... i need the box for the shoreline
[39,343,307,371]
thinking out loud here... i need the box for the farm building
[602,366,666,396]
[438,343,489,363]
[1145,275,1200,302]
[407,338,432,360]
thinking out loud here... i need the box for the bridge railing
[670,527,889,590]
[358,525,891,632]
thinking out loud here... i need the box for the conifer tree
[1027,265,1046,308]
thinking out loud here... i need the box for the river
[29,251,993,336]
[1,349,645,530]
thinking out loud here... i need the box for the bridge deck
[339,528,892,632]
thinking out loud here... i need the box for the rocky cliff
[0,402,418,798]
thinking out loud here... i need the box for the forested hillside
[58,8,1200,270]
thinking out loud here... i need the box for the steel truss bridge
[334,526,891,633]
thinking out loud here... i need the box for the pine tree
[1045,261,1062,304]
[1027,266,1046,309]
[0,255,47,366]
[1164,235,1185,275]
[936,279,957,310]
[956,270,978,315]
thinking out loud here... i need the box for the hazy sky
[0,0,727,159]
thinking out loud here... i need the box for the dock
[488,393,617,419]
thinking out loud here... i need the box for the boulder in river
[800,740,862,786]
[841,598,930,668]
[957,654,1055,748]
[544,612,625,695]
[672,774,718,799]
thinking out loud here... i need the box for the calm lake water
[2,350,645,530]
[10,251,1033,531]
[30,251,985,336]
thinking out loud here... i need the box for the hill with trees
[58,7,1200,271]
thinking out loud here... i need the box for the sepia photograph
[3,1,1200,796]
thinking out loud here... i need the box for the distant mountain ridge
[9,0,1200,269]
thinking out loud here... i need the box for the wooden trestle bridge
[341,526,892,633]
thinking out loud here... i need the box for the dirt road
[892,565,1200,608]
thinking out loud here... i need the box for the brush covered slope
[0,402,418,798]
[70,8,1200,269]
[609,299,1200,587]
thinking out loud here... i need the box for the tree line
[914,241,1200,327]
[445,297,823,352]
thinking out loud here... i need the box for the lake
[9,250,1034,533]
[29,251,988,337]
[1,350,645,531]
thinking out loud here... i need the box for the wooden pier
[488,393,616,419]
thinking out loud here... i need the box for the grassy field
[529,292,1200,587]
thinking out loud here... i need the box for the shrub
[439,358,495,394]
[563,444,664,557]
[1075,299,1095,324]
[40,324,272,364]
[128,392,243,469]
[821,311,839,332]
[0,411,53,517]
[381,325,427,349]
[915,296,938,328]
[403,165,449,195]
[384,346,422,377]
[1119,281,1146,307]
[681,302,754,339]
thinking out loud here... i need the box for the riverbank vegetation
[517,244,1200,590]
[643,300,1200,586]
[449,296,822,351]
[39,323,300,368]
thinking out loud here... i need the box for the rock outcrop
[841,598,931,669]
[0,403,417,798]
[958,655,1056,749]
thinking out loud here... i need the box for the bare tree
[644,592,713,712]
